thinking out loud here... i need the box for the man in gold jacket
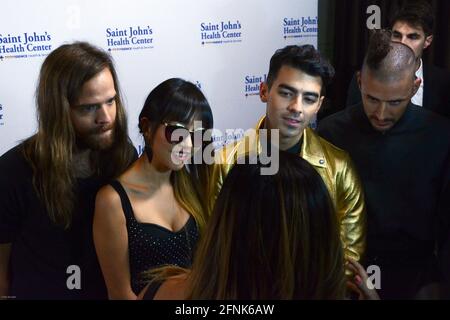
[209,45,366,263]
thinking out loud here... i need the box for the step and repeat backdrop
[0,0,318,155]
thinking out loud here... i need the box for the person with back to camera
[138,152,379,300]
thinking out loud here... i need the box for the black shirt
[285,136,303,155]
[0,144,135,299]
[318,103,450,262]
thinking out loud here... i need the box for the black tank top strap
[109,180,136,224]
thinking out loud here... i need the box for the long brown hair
[23,42,135,229]
[187,153,345,299]
[146,152,345,299]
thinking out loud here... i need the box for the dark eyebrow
[75,94,116,108]
[278,84,319,99]
[367,94,407,103]
[278,84,298,94]
[303,92,320,99]
[387,98,407,103]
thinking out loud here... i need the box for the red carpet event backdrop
[0,0,318,155]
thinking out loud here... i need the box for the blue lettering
[245,75,263,84]
[0,34,22,44]
[201,32,220,40]
[107,37,130,46]
[26,43,52,52]
[245,83,260,93]
[23,32,48,45]
[0,44,25,54]
[129,26,152,38]
[284,26,302,34]
[302,25,318,33]
[106,28,127,37]
[302,16,318,25]
[222,31,241,38]
[131,37,153,45]
[201,23,219,31]
[221,20,241,32]
[284,18,301,26]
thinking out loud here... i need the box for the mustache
[89,125,114,135]
[370,116,394,123]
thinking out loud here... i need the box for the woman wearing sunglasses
[93,78,213,299]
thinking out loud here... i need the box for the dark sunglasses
[163,122,205,145]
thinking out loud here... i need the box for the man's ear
[315,96,325,115]
[260,82,269,103]
[423,34,433,50]
[412,77,422,97]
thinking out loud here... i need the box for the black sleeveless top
[109,180,199,294]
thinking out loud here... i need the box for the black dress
[109,180,199,294]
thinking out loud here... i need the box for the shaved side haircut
[362,30,417,83]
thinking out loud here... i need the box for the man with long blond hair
[0,42,136,299]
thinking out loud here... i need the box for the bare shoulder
[154,274,188,300]
[96,184,120,206]
[94,184,124,221]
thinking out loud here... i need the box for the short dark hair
[390,0,434,36]
[266,45,335,95]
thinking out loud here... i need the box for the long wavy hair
[147,152,346,299]
[138,78,214,234]
[22,42,135,229]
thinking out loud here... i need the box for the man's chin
[370,120,394,132]
[83,132,115,151]
[280,127,304,139]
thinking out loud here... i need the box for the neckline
[111,180,196,234]
[137,215,194,234]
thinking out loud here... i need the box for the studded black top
[109,180,199,294]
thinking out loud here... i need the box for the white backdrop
[0,0,318,155]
